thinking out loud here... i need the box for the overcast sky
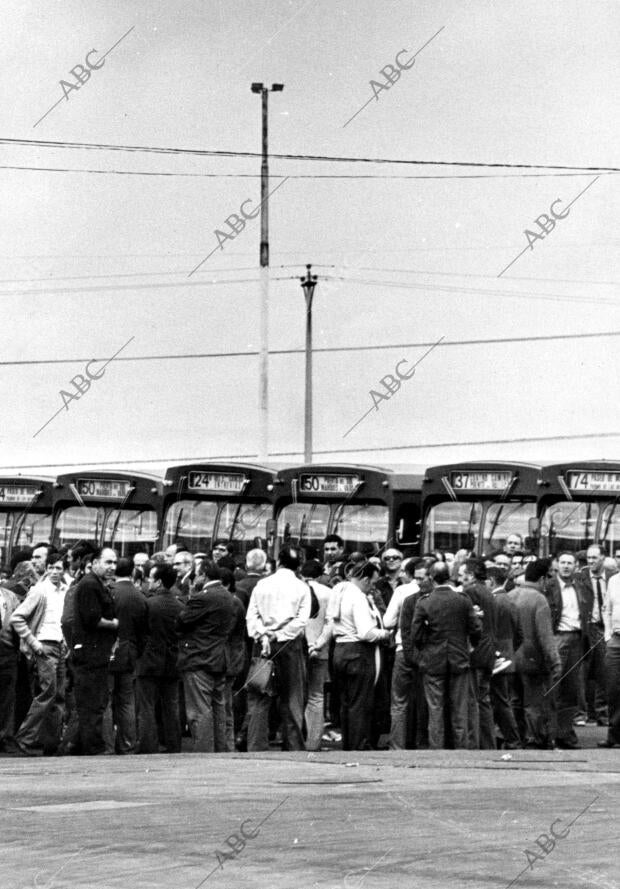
[1,0,618,476]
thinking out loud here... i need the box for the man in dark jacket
[413,562,481,749]
[176,560,235,752]
[489,567,522,749]
[509,558,561,749]
[72,547,118,755]
[106,557,147,754]
[462,557,499,749]
[579,544,616,724]
[235,548,267,610]
[136,564,182,753]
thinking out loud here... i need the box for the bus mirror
[528,517,539,538]
[266,519,277,539]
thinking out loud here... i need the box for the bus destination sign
[567,470,620,493]
[450,471,513,491]
[299,473,361,495]
[188,472,247,494]
[77,478,132,499]
[0,484,39,504]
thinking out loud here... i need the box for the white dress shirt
[383,580,420,650]
[246,568,310,642]
[557,580,581,632]
[604,573,620,640]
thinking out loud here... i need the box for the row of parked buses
[2,460,620,566]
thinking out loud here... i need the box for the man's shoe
[10,742,42,757]
[597,740,620,748]
[597,718,609,727]
[555,739,581,750]
[492,657,512,675]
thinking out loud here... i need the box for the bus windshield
[277,503,330,551]
[162,500,218,552]
[218,502,272,556]
[0,512,15,566]
[424,502,482,553]
[54,506,103,549]
[102,509,158,557]
[482,502,536,554]
[540,501,599,553]
[600,501,620,553]
[332,504,389,554]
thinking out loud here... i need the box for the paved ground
[2,729,618,889]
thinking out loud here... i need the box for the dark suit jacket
[492,588,521,670]
[226,594,248,678]
[111,579,148,668]
[578,567,617,623]
[462,580,498,672]
[412,585,481,676]
[544,576,591,644]
[400,589,423,667]
[72,573,117,667]
[508,582,561,681]
[137,590,182,678]
[176,581,236,674]
[235,573,262,611]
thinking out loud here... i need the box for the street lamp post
[300,264,318,463]
[251,82,284,462]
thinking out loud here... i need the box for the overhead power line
[0,137,617,172]
[4,330,620,368]
[5,430,620,471]
[2,163,617,181]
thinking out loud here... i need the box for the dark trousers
[467,669,496,749]
[604,636,620,744]
[521,672,555,747]
[333,641,376,751]
[16,642,66,752]
[389,651,427,749]
[137,676,181,753]
[183,670,227,752]
[491,673,521,747]
[0,650,18,746]
[586,623,607,720]
[74,664,109,755]
[555,631,583,745]
[423,669,469,749]
[247,636,307,752]
[104,671,137,754]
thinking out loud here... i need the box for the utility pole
[251,82,283,462]
[300,265,318,463]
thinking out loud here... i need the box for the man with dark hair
[9,552,70,755]
[488,566,522,749]
[0,579,21,751]
[246,546,311,751]
[322,534,346,587]
[105,557,147,754]
[413,562,481,749]
[545,551,591,748]
[177,560,236,752]
[384,558,422,749]
[137,564,183,753]
[301,560,331,750]
[509,558,561,749]
[31,543,51,579]
[462,557,499,749]
[72,547,119,755]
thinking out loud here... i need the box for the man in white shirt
[9,552,69,756]
[579,544,615,725]
[383,560,420,749]
[246,547,310,751]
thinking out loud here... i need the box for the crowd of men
[0,532,619,756]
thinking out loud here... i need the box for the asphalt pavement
[1,726,618,889]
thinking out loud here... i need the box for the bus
[272,464,424,558]
[421,461,543,556]
[51,470,163,557]
[0,477,55,568]
[538,461,620,556]
[160,463,280,557]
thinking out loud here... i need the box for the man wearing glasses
[375,549,404,610]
